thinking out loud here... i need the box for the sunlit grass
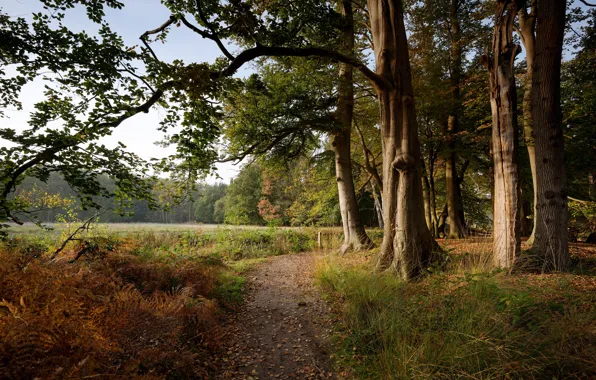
[316,248,596,379]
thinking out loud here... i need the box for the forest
[1,0,595,379]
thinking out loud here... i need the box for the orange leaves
[0,243,222,379]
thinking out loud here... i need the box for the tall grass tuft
[316,253,596,379]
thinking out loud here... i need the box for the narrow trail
[214,251,336,379]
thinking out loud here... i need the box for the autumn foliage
[0,238,224,378]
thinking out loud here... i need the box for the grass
[317,241,596,379]
[0,225,316,378]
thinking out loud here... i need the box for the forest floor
[213,251,338,379]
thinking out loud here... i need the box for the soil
[213,251,336,379]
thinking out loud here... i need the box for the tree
[368,0,439,279]
[5,0,439,279]
[516,0,539,243]
[0,1,223,231]
[195,183,227,223]
[333,0,373,252]
[219,2,373,252]
[530,0,568,270]
[407,0,491,238]
[483,0,521,268]
[562,10,596,203]
[222,165,264,225]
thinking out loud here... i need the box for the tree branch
[354,121,382,189]
[1,82,174,219]
[193,0,235,61]
[216,45,387,89]
[140,16,176,61]
[180,16,235,61]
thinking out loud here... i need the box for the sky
[2,0,258,184]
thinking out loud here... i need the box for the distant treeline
[15,166,381,227]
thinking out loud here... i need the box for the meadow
[1,223,595,379]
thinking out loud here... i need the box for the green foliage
[223,164,264,225]
[569,199,596,237]
[222,59,337,163]
[213,228,314,260]
[195,183,228,223]
[563,10,596,202]
[212,273,246,307]
[1,2,156,223]
[286,157,341,226]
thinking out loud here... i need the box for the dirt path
[214,251,336,379]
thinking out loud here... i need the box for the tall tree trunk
[422,173,433,232]
[369,0,438,280]
[518,3,538,245]
[370,182,384,228]
[429,156,440,237]
[484,0,521,268]
[445,0,467,239]
[531,0,568,270]
[335,0,373,253]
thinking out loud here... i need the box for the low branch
[568,196,594,204]
[50,209,107,259]
[1,81,174,221]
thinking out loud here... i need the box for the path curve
[214,251,335,379]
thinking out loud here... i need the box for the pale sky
[2,0,256,183]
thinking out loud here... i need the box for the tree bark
[429,155,440,237]
[531,0,568,270]
[369,0,439,280]
[370,182,384,229]
[335,0,373,253]
[445,0,467,239]
[422,172,433,232]
[484,0,521,268]
[518,3,538,245]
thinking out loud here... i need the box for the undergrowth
[317,249,596,379]
[0,227,314,378]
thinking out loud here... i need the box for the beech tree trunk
[422,173,433,232]
[369,0,438,280]
[429,157,440,237]
[484,0,521,268]
[335,0,373,253]
[370,182,384,229]
[518,4,538,245]
[445,0,467,239]
[531,0,568,270]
